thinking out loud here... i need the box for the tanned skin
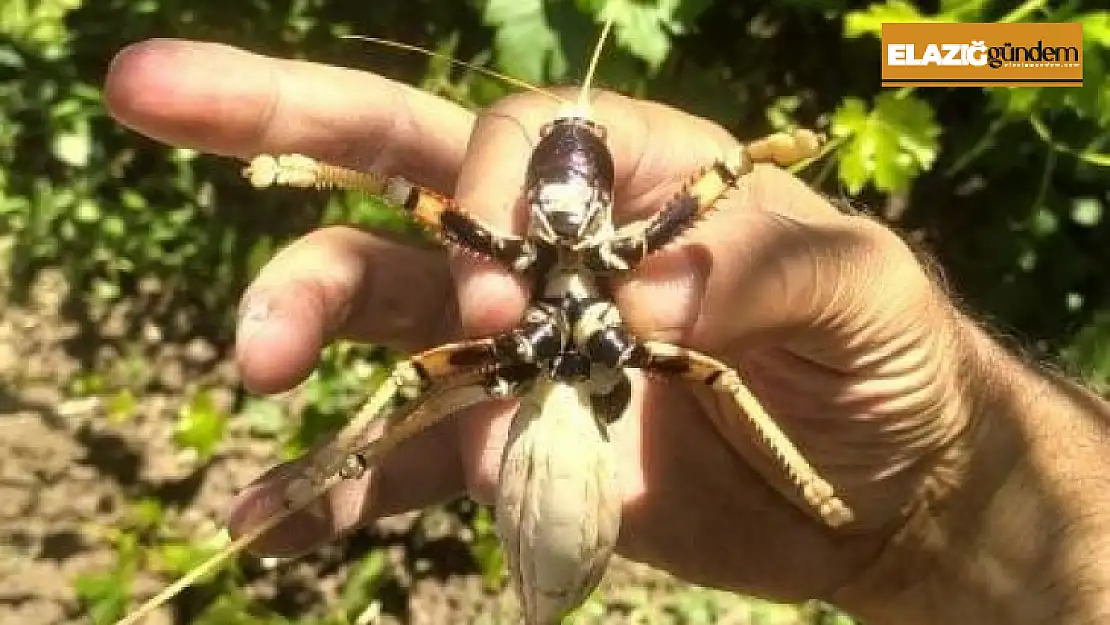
[105,39,1110,624]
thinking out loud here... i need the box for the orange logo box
[881,22,1083,87]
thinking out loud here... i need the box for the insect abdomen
[496,379,621,625]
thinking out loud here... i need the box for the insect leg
[243,154,548,274]
[115,338,535,625]
[283,337,515,508]
[280,300,566,510]
[632,340,853,528]
[571,302,851,528]
[584,129,822,273]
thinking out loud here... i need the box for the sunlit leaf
[1081,11,1110,47]
[241,397,286,437]
[339,550,390,617]
[106,389,137,423]
[1072,197,1103,226]
[152,531,230,580]
[483,0,566,84]
[832,92,941,194]
[52,130,91,167]
[844,0,937,39]
[173,390,228,461]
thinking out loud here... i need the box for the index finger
[104,38,474,192]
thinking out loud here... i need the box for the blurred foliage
[3,0,1110,623]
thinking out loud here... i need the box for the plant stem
[999,0,1049,23]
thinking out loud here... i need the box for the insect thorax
[484,114,634,390]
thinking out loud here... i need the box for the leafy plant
[173,389,229,462]
[832,91,941,194]
[283,342,394,459]
[468,505,508,591]
[74,532,139,625]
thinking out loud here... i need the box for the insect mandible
[115,14,854,625]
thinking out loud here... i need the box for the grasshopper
[115,13,854,625]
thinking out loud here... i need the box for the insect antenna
[574,12,616,115]
[341,34,570,105]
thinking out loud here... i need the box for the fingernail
[227,478,332,558]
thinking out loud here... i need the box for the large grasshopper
[116,15,854,625]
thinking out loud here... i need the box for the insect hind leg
[572,302,852,528]
[628,340,853,528]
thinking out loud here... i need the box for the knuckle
[465,467,499,504]
[828,217,938,311]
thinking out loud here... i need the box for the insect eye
[588,122,607,141]
[576,119,607,141]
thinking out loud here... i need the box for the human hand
[104,39,985,613]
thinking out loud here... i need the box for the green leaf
[74,569,132,625]
[0,44,24,68]
[595,0,678,70]
[241,397,286,437]
[468,506,507,590]
[588,0,710,70]
[832,92,941,194]
[483,0,567,84]
[124,497,165,530]
[51,129,90,167]
[939,0,988,21]
[988,86,1043,118]
[1081,12,1110,48]
[173,389,228,461]
[1071,197,1103,227]
[106,389,137,423]
[844,0,934,39]
[339,550,390,617]
[1029,207,1058,237]
[69,371,107,396]
[152,531,230,579]
[190,591,291,625]
[74,532,138,625]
